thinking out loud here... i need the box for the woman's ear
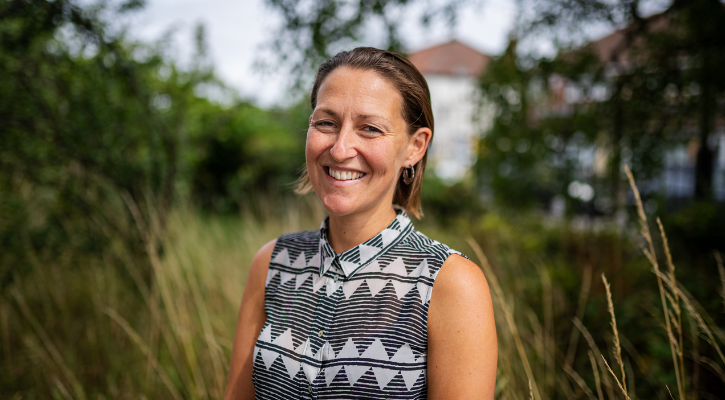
[406,127,432,166]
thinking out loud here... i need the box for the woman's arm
[224,239,276,400]
[427,254,498,399]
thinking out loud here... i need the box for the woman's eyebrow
[314,108,339,118]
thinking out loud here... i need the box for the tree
[0,0,226,285]
[262,0,464,88]
[477,0,725,214]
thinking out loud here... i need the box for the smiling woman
[224,47,497,400]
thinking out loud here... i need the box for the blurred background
[1,0,725,398]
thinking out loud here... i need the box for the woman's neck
[327,203,398,254]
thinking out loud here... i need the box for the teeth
[328,168,364,181]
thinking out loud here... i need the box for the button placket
[308,255,343,394]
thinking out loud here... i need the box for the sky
[128,0,518,107]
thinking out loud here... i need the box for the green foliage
[189,101,308,212]
[420,174,486,226]
[0,0,185,288]
[0,0,309,288]
[478,0,725,213]
[261,0,463,88]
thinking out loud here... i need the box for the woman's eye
[314,121,336,131]
[362,126,383,134]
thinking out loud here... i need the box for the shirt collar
[318,208,414,278]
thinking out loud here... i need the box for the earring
[403,165,415,185]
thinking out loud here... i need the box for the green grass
[2,191,724,399]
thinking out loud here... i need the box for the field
[2,180,725,399]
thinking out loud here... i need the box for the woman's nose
[329,123,357,161]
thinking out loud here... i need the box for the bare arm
[224,239,276,400]
[427,254,498,399]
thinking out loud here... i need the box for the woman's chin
[319,194,363,217]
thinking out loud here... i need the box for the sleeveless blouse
[252,209,464,399]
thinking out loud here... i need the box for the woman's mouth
[326,167,366,181]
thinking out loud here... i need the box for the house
[408,40,494,182]
[535,13,725,201]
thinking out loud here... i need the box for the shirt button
[333,275,339,282]
[318,330,324,338]
[308,384,313,394]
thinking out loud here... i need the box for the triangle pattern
[336,338,365,386]
[279,271,295,286]
[325,365,342,386]
[380,228,399,247]
[265,269,279,286]
[390,343,415,363]
[340,260,358,275]
[337,338,359,359]
[391,280,415,300]
[258,324,272,343]
[344,365,369,386]
[372,367,399,390]
[358,244,381,264]
[326,278,342,297]
[401,369,423,391]
[361,338,389,361]
[272,248,290,267]
[395,213,407,225]
[295,272,311,290]
[281,354,300,380]
[343,279,365,299]
[320,341,335,361]
[366,279,388,297]
[390,344,422,391]
[272,328,293,350]
[307,252,321,268]
[285,338,310,379]
[253,346,259,364]
[290,251,306,269]
[319,342,340,386]
[323,256,335,274]
[312,274,326,293]
[260,347,279,370]
[416,282,430,304]
[410,259,430,278]
[359,260,380,274]
[382,257,408,277]
[360,339,397,390]
[296,338,309,355]
[302,343,319,383]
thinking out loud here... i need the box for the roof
[586,12,670,65]
[408,39,491,78]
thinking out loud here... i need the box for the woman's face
[306,67,429,217]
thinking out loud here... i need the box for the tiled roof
[408,39,490,78]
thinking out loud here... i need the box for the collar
[318,208,414,278]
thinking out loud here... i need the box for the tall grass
[2,180,725,398]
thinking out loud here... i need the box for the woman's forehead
[315,67,403,118]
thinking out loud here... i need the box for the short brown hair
[295,47,434,218]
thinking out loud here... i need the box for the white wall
[425,75,493,182]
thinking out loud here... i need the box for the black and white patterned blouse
[252,208,464,399]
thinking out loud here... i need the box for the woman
[225,47,497,399]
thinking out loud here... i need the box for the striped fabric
[252,209,464,399]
